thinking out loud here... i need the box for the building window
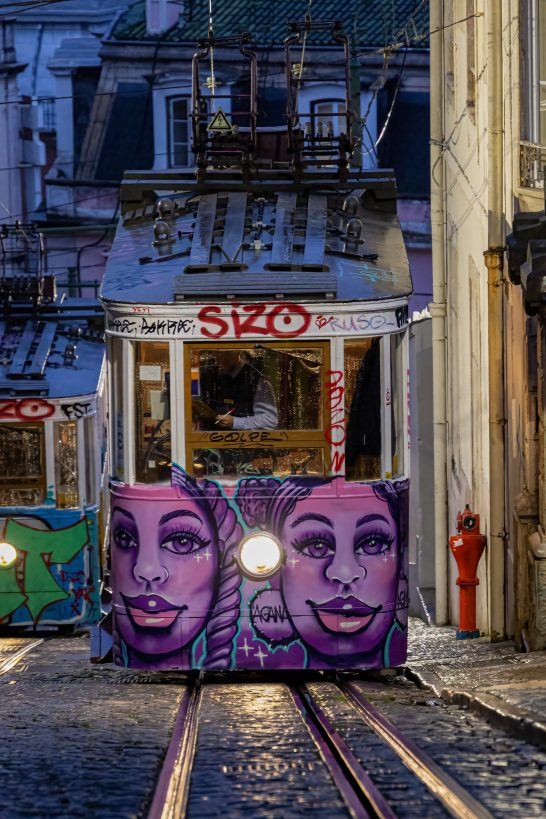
[522,0,546,186]
[38,97,56,131]
[168,97,190,167]
[311,98,346,137]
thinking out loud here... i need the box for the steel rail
[147,683,202,819]
[290,683,395,819]
[341,682,493,819]
[0,638,43,675]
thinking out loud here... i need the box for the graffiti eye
[160,529,210,555]
[113,527,137,550]
[292,535,335,560]
[355,531,394,557]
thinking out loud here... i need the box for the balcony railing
[520,140,546,189]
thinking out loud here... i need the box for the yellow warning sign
[207,108,232,133]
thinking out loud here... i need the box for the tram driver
[193,349,278,430]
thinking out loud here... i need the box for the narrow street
[1,1,546,816]
[1,623,545,818]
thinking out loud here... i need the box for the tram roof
[0,306,104,400]
[101,169,412,306]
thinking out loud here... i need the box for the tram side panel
[107,309,410,671]
[0,507,101,627]
[0,398,104,629]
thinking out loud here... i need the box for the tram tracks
[0,638,43,676]
[148,685,201,819]
[148,679,494,819]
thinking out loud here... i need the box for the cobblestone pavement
[0,635,184,819]
[350,678,546,817]
[1,628,546,818]
[187,684,348,818]
[406,618,546,748]
[307,683,449,818]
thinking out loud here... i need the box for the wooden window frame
[184,340,331,465]
[0,421,46,502]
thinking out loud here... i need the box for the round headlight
[0,541,17,568]
[236,533,284,580]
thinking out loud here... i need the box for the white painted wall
[436,1,538,638]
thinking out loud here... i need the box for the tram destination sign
[105,302,409,340]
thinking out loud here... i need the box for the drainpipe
[485,2,505,640]
[429,2,449,624]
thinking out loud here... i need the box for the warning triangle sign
[208,108,232,133]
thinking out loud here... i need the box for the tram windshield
[186,342,327,480]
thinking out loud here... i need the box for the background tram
[99,21,412,671]
[0,261,105,631]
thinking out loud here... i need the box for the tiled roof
[111,0,429,49]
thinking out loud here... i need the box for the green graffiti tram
[0,271,105,631]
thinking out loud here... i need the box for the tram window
[391,333,406,478]
[0,423,45,506]
[84,415,96,507]
[344,338,382,482]
[111,337,124,481]
[54,421,79,509]
[188,345,324,432]
[135,341,171,483]
[190,447,324,479]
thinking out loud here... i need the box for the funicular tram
[0,229,105,631]
[99,20,412,671]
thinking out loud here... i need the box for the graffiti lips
[123,594,187,629]
[309,596,382,635]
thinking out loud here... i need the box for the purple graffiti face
[111,493,219,657]
[280,489,400,659]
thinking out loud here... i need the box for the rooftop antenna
[191,27,257,181]
[285,18,354,179]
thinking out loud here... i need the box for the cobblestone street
[1,621,545,818]
[0,635,183,818]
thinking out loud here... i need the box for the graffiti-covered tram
[100,19,411,671]
[0,283,105,630]
[100,167,411,670]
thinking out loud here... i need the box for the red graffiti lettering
[198,305,230,339]
[330,451,346,473]
[198,303,311,339]
[232,303,268,338]
[325,370,346,475]
[268,303,311,338]
[0,398,55,421]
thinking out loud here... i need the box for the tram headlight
[236,533,284,580]
[0,542,17,568]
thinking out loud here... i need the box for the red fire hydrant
[449,505,486,639]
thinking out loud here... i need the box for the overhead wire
[208,0,216,111]
[0,0,439,229]
[0,0,69,17]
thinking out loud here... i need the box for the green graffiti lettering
[1,518,89,622]
[0,564,27,620]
